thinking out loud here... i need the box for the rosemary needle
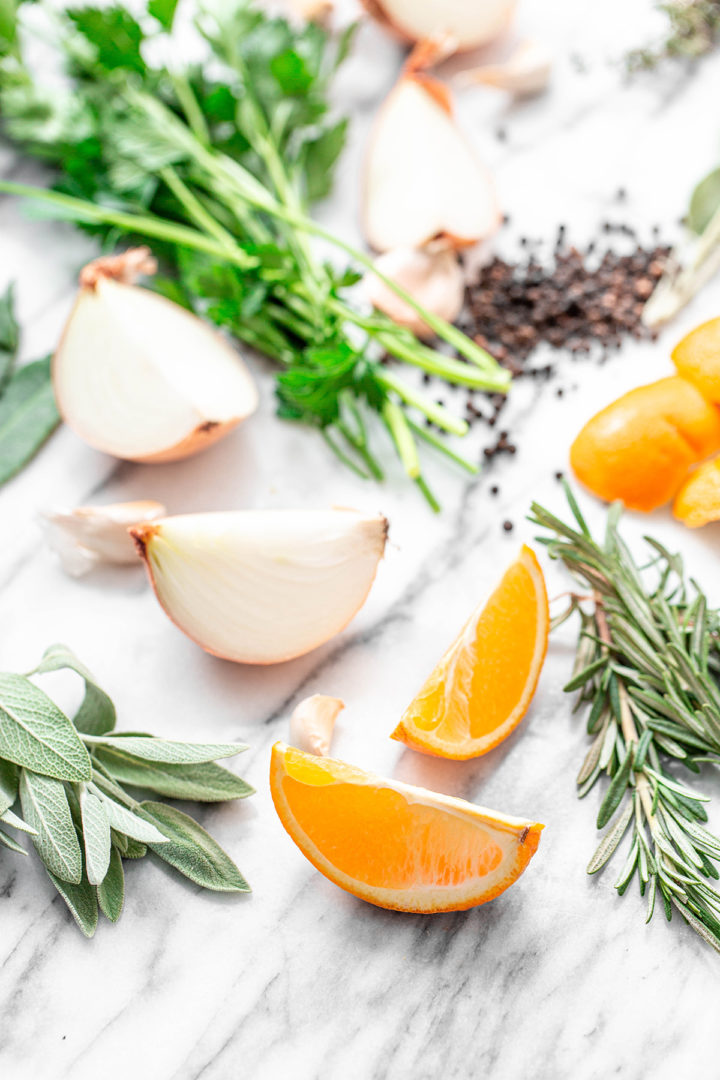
[530,486,720,954]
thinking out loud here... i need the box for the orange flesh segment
[271,743,543,912]
[672,318,720,404]
[392,546,548,759]
[673,456,720,528]
[570,376,720,512]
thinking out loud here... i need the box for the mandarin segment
[672,317,720,403]
[391,546,548,760]
[570,376,720,511]
[673,456,720,528]
[270,742,543,912]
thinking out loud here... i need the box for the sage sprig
[530,487,720,954]
[0,644,252,936]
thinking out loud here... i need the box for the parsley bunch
[0,0,510,507]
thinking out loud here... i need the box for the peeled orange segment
[391,546,548,761]
[672,318,720,403]
[570,376,720,512]
[673,457,720,527]
[270,742,543,913]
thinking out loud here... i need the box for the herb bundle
[627,0,720,71]
[531,489,720,953]
[0,644,252,936]
[0,283,59,485]
[0,1,510,507]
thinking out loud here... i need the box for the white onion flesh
[361,0,517,51]
[43,499,166,576]
[54,276,258,462]
[363,75,500,252]
[132,509,388,665]
[290,695,345,755]
[365,246,465,338]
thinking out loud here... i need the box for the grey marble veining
[3,1,720,1077]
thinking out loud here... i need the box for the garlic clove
[459,40,552,97]
[285,0,333,22]
[131,509,388,665]
[360,0,517,52]
[362,73,500,252]
[54,249,258,464]
[42,500,167,577]
[290,695,344,756]
[365,246,465,339]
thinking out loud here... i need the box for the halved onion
[131,509,388,665]
[53,250,258,463]
[363,73,500,252]
[360,0,517,52]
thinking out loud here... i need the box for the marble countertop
[3,1,720,1077]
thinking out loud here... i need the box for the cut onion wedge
[360,0,517,52]
[363,73,500,252]
[53,250,258,463]
[131,509,388,665]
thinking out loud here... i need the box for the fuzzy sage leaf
[31,644,116,736]
[0,673,91,781]
[139,802,250,892]
[19,770,83,883]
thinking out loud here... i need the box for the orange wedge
[391,545,548,760]
[270,741,543,912]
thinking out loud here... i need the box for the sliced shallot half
[53,248,258,463]
[131,509,388,665]
[362,73,500,252]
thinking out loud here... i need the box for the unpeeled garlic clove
[359,0,517,52]
[54,248,258,464]
[131,509,388,665]
[365,246,465,339]
[362,73,500,252]
[290,695,345,756]
[459,40,552,97]
[42,499,166,576]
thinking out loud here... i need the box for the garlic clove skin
[360,0,517,52]
[131,509,388,665]
[365,246,465,339]
[42,499,166,577]
[460,40,552,97]
[54,252,258,463]
[290,695,344,756]
[363,73,500,252]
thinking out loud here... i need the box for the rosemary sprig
[0,644,252,936]
[530,487,720,953]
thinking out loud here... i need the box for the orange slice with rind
[270,741,543,913]
[391,545,548,760]
[672,317,720,404]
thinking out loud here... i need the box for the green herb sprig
[0,283,60,485]
[0,1,511,507]
[0,644,252,936]
[531,488,720,954]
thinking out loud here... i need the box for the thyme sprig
[530,487,720,953]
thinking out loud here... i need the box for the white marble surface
[3,1,720,1077]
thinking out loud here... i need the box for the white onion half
[363,74,500,252]
[54,258,258,463]
[360,0,517,52]
[131,509,388,665]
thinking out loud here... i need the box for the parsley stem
[0,181,258,269]
[407,418,479,475]
[380,399,420,479]
[376,369,468,436]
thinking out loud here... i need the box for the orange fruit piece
[673,456,720,527]
[672,318,720,403]
[270,741,543,913]
[391,545,548,760]
[570,376,720,512]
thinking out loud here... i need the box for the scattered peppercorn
[502,520,514,532]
